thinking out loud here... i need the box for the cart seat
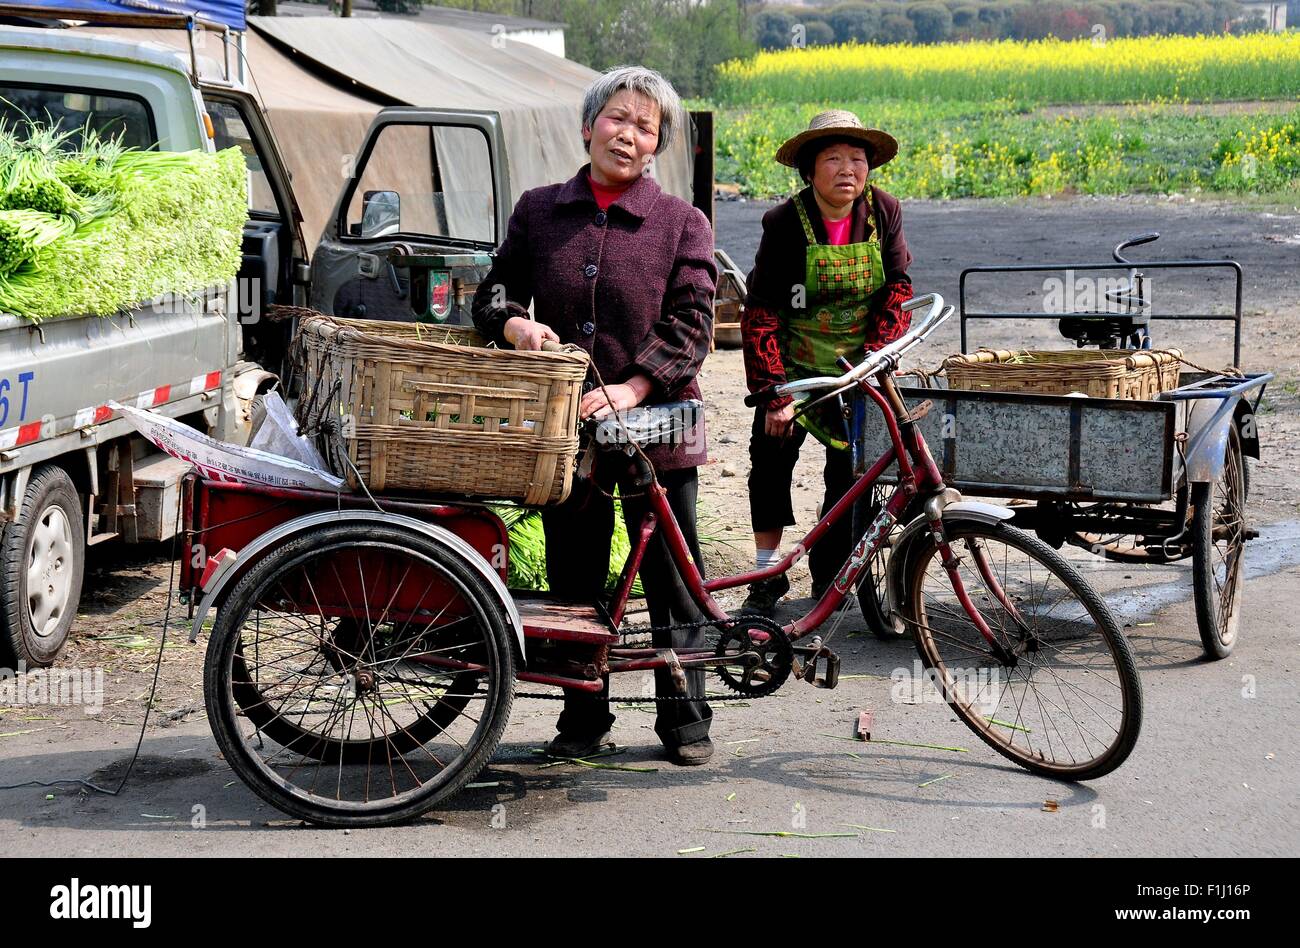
[514,593,619,644]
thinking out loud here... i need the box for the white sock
[755,548,780,570]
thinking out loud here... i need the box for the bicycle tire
[900,519,1142,781]
[1191,426,1246,659]
[204,522,515,827]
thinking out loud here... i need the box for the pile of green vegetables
[498,499,733,595]
[496,503,642,595]
[0,120,247,322]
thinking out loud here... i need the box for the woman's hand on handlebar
[765,402,796,439]
[503,316,560,351]
[580,374,653,420]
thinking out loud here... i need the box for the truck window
[204,99,278,216]
[344,122,496,246]
[0,84,154,148]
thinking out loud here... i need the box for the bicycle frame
[599,366,1009,679]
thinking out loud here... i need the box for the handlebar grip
[744,387,779,408]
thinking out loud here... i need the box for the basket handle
[404,380,533,400]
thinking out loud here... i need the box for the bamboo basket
[942,348,1182,400]
[294,313,589,504]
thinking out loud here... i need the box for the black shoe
[741,574,791,618]
[545,730,612,759]
[667,738,714,766]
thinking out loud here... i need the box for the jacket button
[595,211,607,226]
[581,321,596,336]
[583,263,598,278]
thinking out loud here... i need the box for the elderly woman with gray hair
[472,66,719,765]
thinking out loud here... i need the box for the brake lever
[793,381,856,421]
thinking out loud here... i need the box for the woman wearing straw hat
[740,109,914,617]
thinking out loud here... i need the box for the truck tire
[0,465,86,668]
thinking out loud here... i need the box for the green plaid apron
[780,189,885,449]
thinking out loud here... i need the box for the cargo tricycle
[855,235,1273,660]
[183,295,1143,827]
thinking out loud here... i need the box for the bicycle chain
[516,614,776,703]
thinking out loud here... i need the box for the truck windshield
[344,122,497,246]
[205,98,277,215]
[0,85,154,148]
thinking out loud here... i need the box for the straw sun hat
[775,109,899,169]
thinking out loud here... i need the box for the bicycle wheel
[204,522,515,827]
[231,615,484,764]
[1191,426,1246,659]
[898,520,1142,781]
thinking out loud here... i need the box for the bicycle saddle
[588,399,703,446]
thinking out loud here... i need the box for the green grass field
[708,99,1300,200]
[704,33,1300,201]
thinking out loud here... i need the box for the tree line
[752,1,1262,50]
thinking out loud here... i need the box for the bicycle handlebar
[749,293,950,405]
[1113,232,1160,265]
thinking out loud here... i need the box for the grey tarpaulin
[82,17,695,249]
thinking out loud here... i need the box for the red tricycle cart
[184,295,1142,827]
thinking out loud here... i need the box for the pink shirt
[823,215,852,246]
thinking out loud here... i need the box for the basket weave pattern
[943,348,1182,400]
[295,313,589,504]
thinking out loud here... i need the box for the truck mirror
[360,190,400,238]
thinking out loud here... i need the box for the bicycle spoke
[907,523,1136,777]
[212,534,509,819]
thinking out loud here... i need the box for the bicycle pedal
[792,643,840,689]
[855,710,874,741]
[818,650,841,689]
[658,648,687,694]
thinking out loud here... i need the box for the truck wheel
[0,465,86,668]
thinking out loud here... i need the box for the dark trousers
[542,463,712,749]
[747,407,855,590]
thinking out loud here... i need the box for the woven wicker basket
[294,313,589,504]
[942,348,1182,400]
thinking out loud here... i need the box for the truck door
[200,87,308,378]
[310,108,509,327]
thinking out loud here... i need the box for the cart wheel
[204,521,515,827]
[1191,427,1246,659]
[853,486,917,640]
[239,616,485,764]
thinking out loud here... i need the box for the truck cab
[0,17,510,668]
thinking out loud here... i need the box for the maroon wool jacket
[472,164,718,470]
[741,184,914,410]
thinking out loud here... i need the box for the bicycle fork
[929,518,1023,667]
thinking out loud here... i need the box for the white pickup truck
[0,19,510,668]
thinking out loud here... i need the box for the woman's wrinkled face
[812,142,869,206]
[585,89,661,185]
